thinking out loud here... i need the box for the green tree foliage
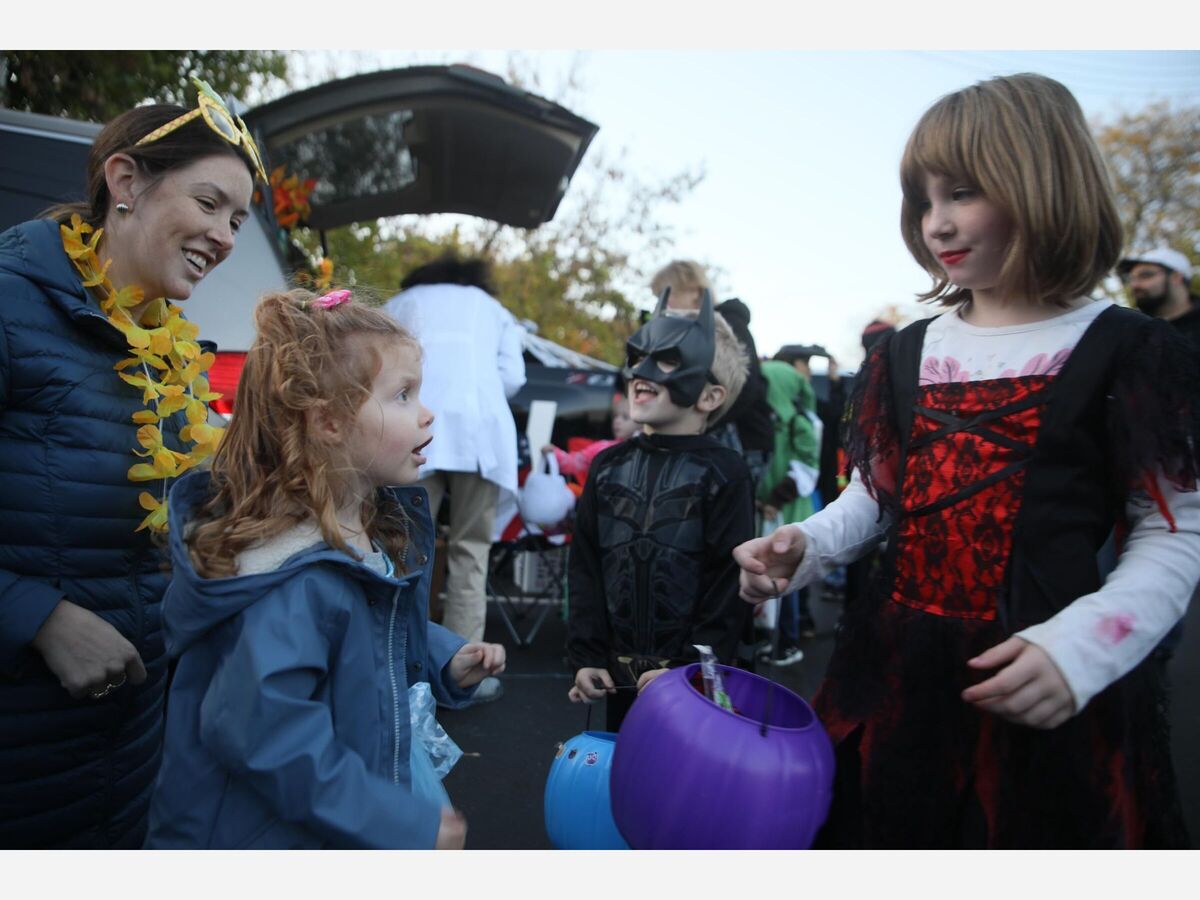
[292,205,656,365]
[1,50,289,121]
[1094,101,1200,291]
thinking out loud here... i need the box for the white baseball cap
[1118,247,1194,280]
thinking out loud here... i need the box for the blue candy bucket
[543,730,629,849]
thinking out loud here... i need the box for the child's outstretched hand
[961,636,1075,729]
[636,668,669,693]
[450,641,506,689]
[733,525,807,603]
[568,667,614,702]
[435,807,467,850]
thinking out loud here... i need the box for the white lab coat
[384,283,527,493]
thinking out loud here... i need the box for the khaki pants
[420,470,499,644]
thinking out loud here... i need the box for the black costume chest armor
[591,441,720,663]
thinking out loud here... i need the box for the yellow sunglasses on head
[135,76,268,184]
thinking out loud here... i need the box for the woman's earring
[115,202,131,214]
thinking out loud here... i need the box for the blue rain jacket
[145,470,475,849]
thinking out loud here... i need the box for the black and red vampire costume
[808,303,1198,848]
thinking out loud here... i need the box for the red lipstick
[940,250,969,266]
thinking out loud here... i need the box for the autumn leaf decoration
[315,257,334,291]
[61,215,225,534]
[259,165,337,293]
[269,165,316,230]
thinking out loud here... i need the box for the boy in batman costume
[566,288,756,730]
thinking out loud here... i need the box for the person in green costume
[756,353,821,664]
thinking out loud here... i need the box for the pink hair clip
[311,289,352,309]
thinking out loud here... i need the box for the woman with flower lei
[0,82,264,848]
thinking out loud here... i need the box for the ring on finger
[89,676,127,700]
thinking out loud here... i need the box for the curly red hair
[187,289,422,578]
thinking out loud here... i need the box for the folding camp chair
[486,531,570,647]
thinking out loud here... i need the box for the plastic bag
[409,681,462,777]
[407,682,463,809]
[409,728,450,809]
[518,451,576,530]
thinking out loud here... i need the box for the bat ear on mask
[624,287,717,408]
[696,286,714,333]
[653,286,672,314]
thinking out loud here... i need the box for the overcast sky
[285,48,1199,370]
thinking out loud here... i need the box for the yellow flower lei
[60,215,224,534]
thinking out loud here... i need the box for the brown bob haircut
[900,72,1123,307]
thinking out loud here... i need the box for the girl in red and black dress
[736,73,1199,848]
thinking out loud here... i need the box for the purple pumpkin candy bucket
[610,663,835,849]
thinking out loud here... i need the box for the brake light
[208,352,247,417]
[211,397,235,417]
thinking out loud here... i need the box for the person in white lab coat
[385,256,525,703]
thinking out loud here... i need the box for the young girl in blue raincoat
[145,289,505,849]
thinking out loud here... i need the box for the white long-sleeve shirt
[784,301,1200,714]
[384,283,527,492]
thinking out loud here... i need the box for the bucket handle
[760,594,785,738]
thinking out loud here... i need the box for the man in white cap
[1118,247,1200,346]
[1117,247,1199,669]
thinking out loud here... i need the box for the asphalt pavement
[438,580,1199,849]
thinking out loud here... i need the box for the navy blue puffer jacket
[0,219,182,847]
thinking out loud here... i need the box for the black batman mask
[623,287,717,408]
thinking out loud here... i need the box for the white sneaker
[467,676,504,705]
[768,646,805,667]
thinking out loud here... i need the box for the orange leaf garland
[148,328,174,356]
[80,257,111,287]
[60,218,224,536]
[128,463,162,482]
[136,424,163,451]
[189,375,221,403]
[108,285,145,311]
[135,492,169,534]
[185,399,209,426]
